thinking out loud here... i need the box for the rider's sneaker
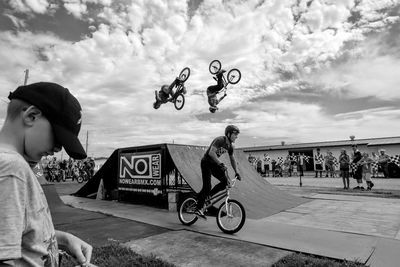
[195,208,207,220]
[217,69,226,75]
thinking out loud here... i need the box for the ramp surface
[167,144,309,219]
[42,183,106,225]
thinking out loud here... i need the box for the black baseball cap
[8,82,87,159]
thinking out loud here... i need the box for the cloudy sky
[1,0,400,158]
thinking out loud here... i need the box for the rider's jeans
[197,158,227,209]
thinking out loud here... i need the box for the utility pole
[24,69,29,85]
[85,130,89,154]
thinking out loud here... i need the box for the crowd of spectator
[248,152,309,178]
[41,156,96,183]
[248,147,398,191]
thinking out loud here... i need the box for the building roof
[239,136,400,152]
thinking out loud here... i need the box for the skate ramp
[74,149,119,197]
[167,144,309,219]
[42,183,106,225]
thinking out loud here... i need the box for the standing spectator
[360,152,375,190]
[271,159,278,177]
[314,148,324,178]
[378,149,390,178]
[59,159,67,181]
[283,155,291,177]
[289,153,297,177]
[46,157,58,182]
[263,153,271,177]
[297,153,307,177]
[352,145,364,190]
[88,157,96,178]
[324,151,335,178]
[256,157,262,174]
[371,151,379,178]
[248,153,255,164]
[339,149,350,189]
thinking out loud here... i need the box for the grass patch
[272,253,367,267]
[61,244,368,267]
[60,243,176,267]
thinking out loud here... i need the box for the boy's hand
[56,231,93,266]
[235,173,241,181]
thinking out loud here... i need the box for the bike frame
[169,84,184,102]
[204,178,237,216]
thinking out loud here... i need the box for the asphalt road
[51,181,170,247]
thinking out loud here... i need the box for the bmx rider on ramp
[195,125,242,218]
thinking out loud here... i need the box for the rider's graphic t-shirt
[203,136,233,163]
[0,147,59,267]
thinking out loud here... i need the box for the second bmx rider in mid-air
[195,125,242,218]
[207,69,227,113]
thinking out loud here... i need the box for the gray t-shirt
[0,148,58,266]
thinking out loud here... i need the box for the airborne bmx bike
[209,59,241,89]
[178,174,246,234]
[207,60,241,112]
[153,67,190,110]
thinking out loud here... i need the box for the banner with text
[118,152,162,195]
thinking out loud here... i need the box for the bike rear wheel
[209,59,221,74]
[216,199,246,234]
[227,68,241,84]
[178,196,199,226]
[179,67,190,82]
[174,93,185,110]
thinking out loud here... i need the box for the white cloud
[1,0,400,157]
[4,14,26,28]
[8,0,48,14]
[63,1,88,18]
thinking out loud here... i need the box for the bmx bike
[177,175,246,234]
[209,59,241,89]
[153,67,190,110]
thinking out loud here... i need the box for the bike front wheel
[179,67,190,82]
[178,196,199,226]
[174,93,185,110]
[227,68,241,84]
[209,59,221,74]
[216,199,246,234]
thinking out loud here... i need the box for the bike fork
[225,196,233,217]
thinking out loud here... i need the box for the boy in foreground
[0,82,94,266]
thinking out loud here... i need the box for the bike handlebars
[225,170,240,188]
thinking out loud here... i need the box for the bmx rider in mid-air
[207,69,227,113]
[155,77,186,104]
[195,125,242,218]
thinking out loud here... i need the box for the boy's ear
[22,106,43,126]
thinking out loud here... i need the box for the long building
[238,136,400,176]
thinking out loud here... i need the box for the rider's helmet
[209,106,217,113]
[225,125,240,137]
[161,85,170,94]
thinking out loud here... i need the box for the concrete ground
[54,178,400,266]
[53,182,292,266]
